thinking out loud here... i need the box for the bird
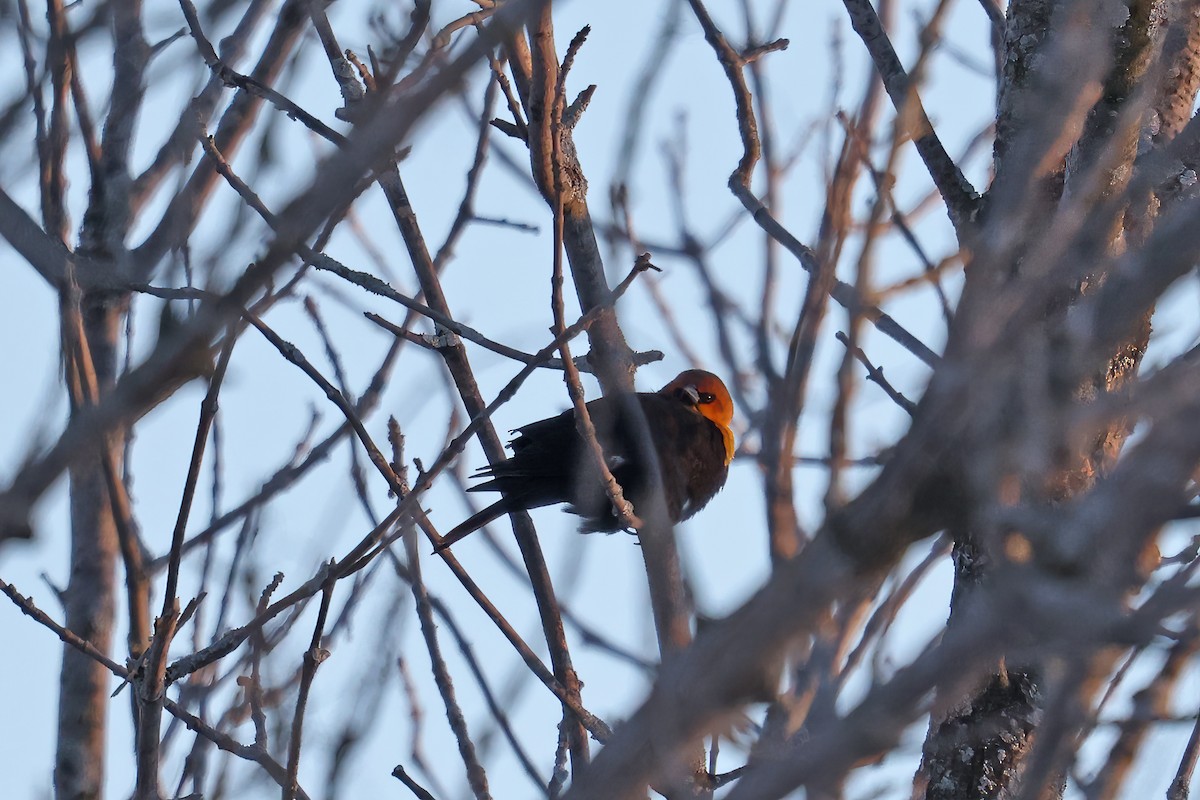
[438,369,735,550]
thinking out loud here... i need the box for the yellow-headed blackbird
[439,370,734,549]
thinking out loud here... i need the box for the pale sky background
[1,0,1198,798]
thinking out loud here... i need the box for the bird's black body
[439,370,734,550]
[472,394,728,531]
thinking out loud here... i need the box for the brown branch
[160,268,647,744]
[3,0,549,532]
[283,574,336,800]
[61,281,153,661]
[197,126,656,388]
[302,296,376,524]
[0,576,311,799]
[434,74,499,268]
[0,577,130,678]
[404,499,492,798]
[0,187,127,290]
[150,338,402,570]
[242,310,405,495]
[42,0,70,243]
[135,0,313,273]
[130,0,273,205]
[363,313,661,374]
[839,0,980,233]
[1168,704,1200,800]
[684,0,938,367]
[366,30,596,767]
[132,330,233,799]
[383,546,551,792]
[557,335,1200,799]
[834,331,917,416]
[393,765,439,800]
[1086,635,1199,800]
[306,2,366,119]
[548,49,642,534]
[1,0,533,536]
[386,421,493,797]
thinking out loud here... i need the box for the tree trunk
[55,297,124,800]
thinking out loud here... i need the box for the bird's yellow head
[661,369,735,465]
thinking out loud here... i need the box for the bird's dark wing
[437,409,586,550]
[454,392,730,542]
[561,394,729,530]
[466,398,654,533]
[467,408,583,509]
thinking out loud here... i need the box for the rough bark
[55,297,124,800]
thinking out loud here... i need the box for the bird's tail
[435,499,512,552]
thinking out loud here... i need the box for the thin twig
[835,331,917,416]
[684,0,939,367]
[393,765,439,800]
[0,577,310,799]
[383,546,551,793]
[283,572,336,800]
[399,423,492,799]
[838,0,979,233]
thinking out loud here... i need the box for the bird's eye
[699,392,716,403]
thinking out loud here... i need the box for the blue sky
[3,1,1196,798]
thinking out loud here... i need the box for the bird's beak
[680,384,700,405]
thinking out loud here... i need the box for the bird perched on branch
[439,369,735,550]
